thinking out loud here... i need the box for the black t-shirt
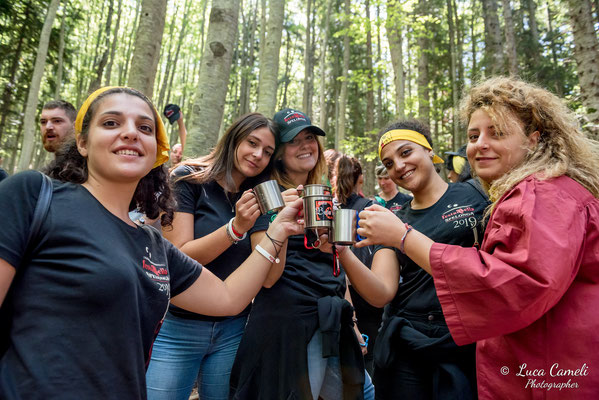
[0,171,202,399]
[376,182,489,315]
[250,205,345,302]
[376,191,412,213]
[168,166,252,321]
[0,167,8,182]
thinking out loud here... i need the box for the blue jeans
[146,313,247,400]
[307,331,375,400]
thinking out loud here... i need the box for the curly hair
[44,87,176,227]
[335,155,362,205]
[460,77,599,214]
[175,112,277,193]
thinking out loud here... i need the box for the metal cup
[252,180,285,214]
[303,194,334,229]
[331,209,359,245]
[299,184,332,197]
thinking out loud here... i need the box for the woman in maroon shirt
[355,77,599,399]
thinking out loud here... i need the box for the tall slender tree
[502,0,518,76]
[567,0,599,136]
[302,0,313,116]
[18,0,60,171]
[481,0,504,75]
[188,0,240,155]
[128,0,168,97]
[387,0,405,118]
[337,0,351,150]
[256,0,285,117]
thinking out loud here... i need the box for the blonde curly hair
[460,77,599,215]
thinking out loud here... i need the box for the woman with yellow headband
[319,120,488,398]
[0,87,305,399]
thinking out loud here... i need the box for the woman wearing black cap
[230,109,373,400]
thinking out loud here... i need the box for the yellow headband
[378,129,444,163]
[75,86,170,168]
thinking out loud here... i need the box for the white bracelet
[226,218,247,244]
[255,244,280,264]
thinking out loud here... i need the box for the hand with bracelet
[232,189,263,236]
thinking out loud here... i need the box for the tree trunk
[416,0,430,124]
[88,0,115,93]
[17,0,60,171]
[0,1,31,146]
[280,27,292,108]
[55,5,66,99]
[256,0,285,117]
[447,0,459,147]
[481,0,504,75]
[527,0,540,45]
[302,0,313,116]
[319,0,331,128]
[188,0,240,156]
[387,0,405,118]
[164,0,191,112]
[454,0,464,90]
[239,0,259,116]
[337,0,351,150]
[546,1,563,96]
[363,0,376,197]
[105,0,123,86]
[471,4,478,80]
[128,0,168,97]
[119,0,141,86]
[502,0,518,76]
[567,0,599,137]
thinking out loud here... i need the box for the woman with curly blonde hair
[355,77,599,398]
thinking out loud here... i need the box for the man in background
[40,100,76,155]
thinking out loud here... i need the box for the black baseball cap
[273,108,325,143]
[163,104,181,125]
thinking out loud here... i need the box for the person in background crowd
[444,145,472,183]
[356,77,599,398]
[324,148,341,190]
[334,155,382,378]
[164,103,187,153]
[146,113,278,400]
[40,100,76,155]
[0,87,304,399]
[230,108,373,400]
[373,163,411,213]
[321,120,488,399]
[170,143,183,166]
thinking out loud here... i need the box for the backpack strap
[27,172,53,247]
[466,178,488,201]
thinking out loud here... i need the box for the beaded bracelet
[399,223,413,254]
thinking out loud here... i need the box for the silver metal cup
[303,194,334,229]
[299,184,332,197]
[331,209,358,245]
[253,180,285,214]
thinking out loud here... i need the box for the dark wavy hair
[44,87,175,227]
[378,119,433,147]
[176,112,278,193]
[335,155,362,205]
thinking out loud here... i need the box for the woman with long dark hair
[145,113,278,400]
[0,87,304,399]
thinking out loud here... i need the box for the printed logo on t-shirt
[142,254,171,296]
[389,203,403,213]
[442,203,478,229]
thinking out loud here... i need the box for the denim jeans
[146,313,247,400]
[306,330,375,400]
